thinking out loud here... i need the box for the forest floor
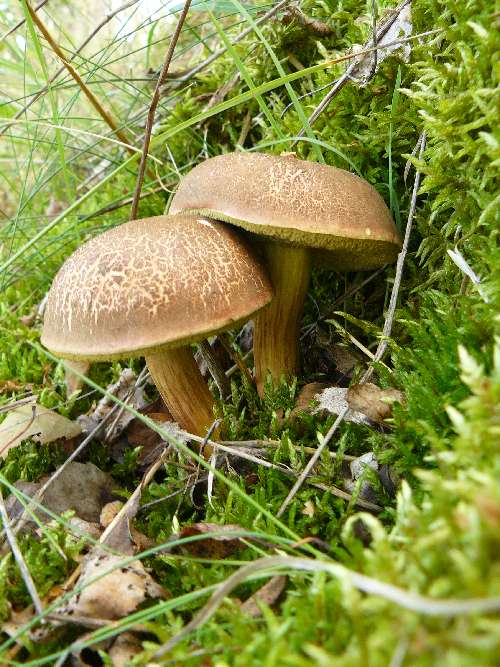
[0,0,498,665]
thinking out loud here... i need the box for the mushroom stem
[145,346,217,437]
[253,242,311,396]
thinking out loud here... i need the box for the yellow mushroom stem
[253,242,311,396]
[145,346,217,438]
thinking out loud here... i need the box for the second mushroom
[170,152,402,395]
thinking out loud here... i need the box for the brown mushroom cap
[170,152,402,270]
[42,213,273,361]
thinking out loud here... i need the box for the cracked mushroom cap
[170,152,402,271]
[42,213,273,360]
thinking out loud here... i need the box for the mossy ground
[0,0,498,664]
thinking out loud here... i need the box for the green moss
[0,0,498,664]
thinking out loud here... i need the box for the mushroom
[169,152,402,395]
[41,213,273,436]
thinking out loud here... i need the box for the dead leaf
[42,462,116,523]
[302,499,315,518]
[331,345,357,378]
[240,576,287,617]
[350,451,379,480]
[64,553,165,620]
[100,500,154,551]
[5,462,116,525]
[112,404,174,467]
[45,197,65,219]
[0,380,34,394]
[0,402,81,458]
[311,386,372,425]
[108,632,143,666]
[344,452,380,503]
[100,501,124,528]
[172,523,246,559]
[347,383,405,423]
[54,453,167,625]
[5,481,40,522]
[293,383,330,414]
[1,605,60,646]
[65,517,101,542]
[130,525,156,552]
[19,293,48,328]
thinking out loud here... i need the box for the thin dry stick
[188,435,380,512]
[221,439,357,461]
[277,132,427,518]
[199,341,231,399]
[390,637,410,667]
[362,131,427,381]
[225,350,252,378]
[103,366,150,442]
[130,0,192,220]
[174,0,291,84]
[0,0,49,43]
[0,396,36,415]
[290,0,411,140]
[369,0,379,80]
[99,447,169,546]
[154,554,500,656]
[219,333,254,387]
[0,1,140,138]
[0,487,43,615]
[80,185,167,222]
[23,0,134,151]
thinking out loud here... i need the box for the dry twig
[23,0,133,150]
[363,131,427,381]
[199,341,231,399]
[288,0,411,133]
[130,0,192,220]
[219,333,255,387]
[173,0,291,85]
[188,436,380,512]
[0,0,49,43]
[282,4,333,36]
[0,1,140,139]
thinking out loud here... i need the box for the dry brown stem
[0,1,140,139]
[130,0,192,220]
[23,0,133,151]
